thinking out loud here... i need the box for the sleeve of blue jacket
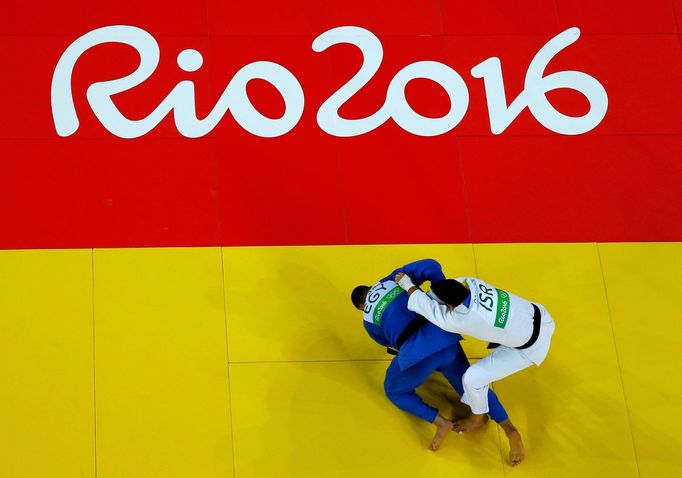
[390,259,446,286]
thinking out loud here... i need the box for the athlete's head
[432,279,469,309]
[351,285,370,310]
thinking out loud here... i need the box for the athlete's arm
[407,288,465,334]
[392,259,445,286]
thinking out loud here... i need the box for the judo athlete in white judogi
[395,268,555,436]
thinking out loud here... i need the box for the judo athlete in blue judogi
[351,259,525,462]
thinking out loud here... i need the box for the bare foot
[430,415,454,451]
[453,413,489,433]
[507,429,525,466]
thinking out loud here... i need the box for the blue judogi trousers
[384,342,509,423]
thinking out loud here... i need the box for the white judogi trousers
[460,304,556,415]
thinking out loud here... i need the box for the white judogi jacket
[408,277,537,349]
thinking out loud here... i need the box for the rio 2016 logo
[51,25,608,139]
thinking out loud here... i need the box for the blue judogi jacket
[363,259,463,370]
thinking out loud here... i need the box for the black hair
[351,285,370,308]
[432,279,469,307]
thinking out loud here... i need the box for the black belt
[387,316,427,355]
[487,304,541,351]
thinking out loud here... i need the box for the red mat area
[1,0,681,248]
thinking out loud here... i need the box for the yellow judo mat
[1,243,681,478]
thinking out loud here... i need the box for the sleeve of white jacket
[407,289,464,333]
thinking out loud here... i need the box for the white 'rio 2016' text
[51,25,608,139]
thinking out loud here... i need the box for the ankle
[471,413,487,422]
[498,418,520,436]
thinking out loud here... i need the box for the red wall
[2,0,681,248]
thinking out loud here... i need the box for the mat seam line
[595,242,642,478]
[229,358,394,364]
[471,243,479,277]
[672,0,682,54]
[91,248,98,478]
[4,32,681,37]
[220,247,238,478]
